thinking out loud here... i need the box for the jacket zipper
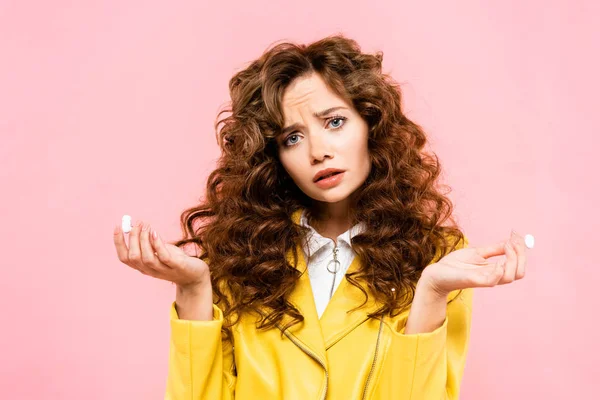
[361,316,384,400]
[327,245,340,300]
[282,330,329,400]
[255,308,329,400]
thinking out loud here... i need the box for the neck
[309,198,354,241]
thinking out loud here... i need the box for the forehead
[281,73,348,118]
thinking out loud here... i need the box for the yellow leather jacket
[165,210,472,399]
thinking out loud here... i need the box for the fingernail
[114,225,120,234]
[152,230,157,240]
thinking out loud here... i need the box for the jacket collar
[274,209,382,363]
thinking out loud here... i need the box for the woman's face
[277,73,371,206]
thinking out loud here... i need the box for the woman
[113,35,528,399]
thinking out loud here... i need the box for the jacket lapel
[280,242,328,365]
[317,255,381,349]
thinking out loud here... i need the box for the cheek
[346,129,370,164]
[352,130,371,178]
[279,152,303,182]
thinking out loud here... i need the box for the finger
[139,223,162,269]
[475,241,507,259]
[114,222,152,276]
[498,239,517,285]
[130,222,168,278]
[511,230,527,280]
[137,223,172,279]
[468,262,505,287]
[113,225,130,263]
[150,227,176,268]
[127,221,147,271]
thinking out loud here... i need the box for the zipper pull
[328,243,341,300]
[326,244,340,274]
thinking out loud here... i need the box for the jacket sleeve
[165,302,236,400]
[389,235,473,399]
[391,288,473,399]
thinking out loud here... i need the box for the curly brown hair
[172,34,466,338]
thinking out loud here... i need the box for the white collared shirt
[299,210,366,319]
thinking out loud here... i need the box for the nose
[309,131,333,164]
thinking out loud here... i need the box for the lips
[313,168,346,182]
[316,171,342,181]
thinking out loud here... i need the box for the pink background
[1,1,598,398]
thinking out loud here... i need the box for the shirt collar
[299,208,366,259]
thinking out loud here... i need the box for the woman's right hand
[113,220,211,291]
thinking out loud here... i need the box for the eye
[284,133,301,147]
[327,116,347,129]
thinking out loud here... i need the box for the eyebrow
[280,106,348,136]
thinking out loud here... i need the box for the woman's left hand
[420,230,528,297]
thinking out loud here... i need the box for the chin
[305,187,354,203]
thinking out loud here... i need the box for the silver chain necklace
[326,245,341,300]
